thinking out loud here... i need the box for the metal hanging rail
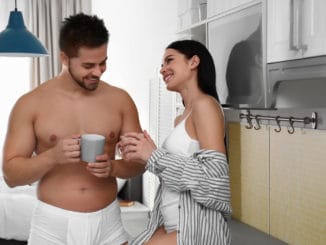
[239,110,318,134]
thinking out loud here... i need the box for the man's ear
[190,55,200,69]
[60,51,69,66]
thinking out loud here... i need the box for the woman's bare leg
[144,226,177,245]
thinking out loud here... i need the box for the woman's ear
[190,55,200,69]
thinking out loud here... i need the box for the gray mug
[81,134,105,162]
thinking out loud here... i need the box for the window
[0,57,30,176]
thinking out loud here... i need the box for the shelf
[176,0,261,34]
[176,20,207,34]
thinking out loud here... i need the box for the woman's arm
[147,148,231,214]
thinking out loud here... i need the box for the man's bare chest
[34,101,122,149]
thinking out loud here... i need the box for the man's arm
[2,95,80,187]
[111,90,145,178]
[2,95,55,187]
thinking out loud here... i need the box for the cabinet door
[270,127,326,245]
[267,0,302,62]
[301,0,326,58]
[228,122,270,233]
[267,0,326,63]
[207,0,258,18]
[208,3,263,106]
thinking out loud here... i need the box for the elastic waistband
[37,199,120,218]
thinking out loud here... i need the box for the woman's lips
[164,74,173,82]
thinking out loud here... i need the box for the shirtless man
[2,13,144,245]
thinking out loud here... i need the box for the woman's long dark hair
[166,39,219,102]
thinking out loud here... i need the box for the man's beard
[68,65,99,91]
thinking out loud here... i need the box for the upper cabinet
[208,3,264,107]
[176,0,260,44]
[177,0,208,44]
[177,0,265,108]
[267,0,326,63]
[208,0,259,18]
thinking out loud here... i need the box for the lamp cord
[15,0,17,11]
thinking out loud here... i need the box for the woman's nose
[160,66,165,75]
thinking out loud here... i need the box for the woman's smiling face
[160,48,194,92]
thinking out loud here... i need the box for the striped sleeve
[146,149,232,213]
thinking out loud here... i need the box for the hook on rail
[287,117,295,134]
[254,115,261,130]
[274,116,282,132]
[239,111,318,134]
[245,113,253,129]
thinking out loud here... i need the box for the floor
[121,203,288,244]
[0,207,288,245]
[229,219,288,245]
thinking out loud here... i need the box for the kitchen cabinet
[177,0,261,45]
[177,0,264,107]
[228,122,270,234]
[228,122,326,245]
[267,0,326,63]
[207,0,259,18]
[269,128,326,245]
[177,23,207,46]
[176,0,207,45]
[207,3,263,106]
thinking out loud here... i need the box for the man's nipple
[50,134,57,142]
[109,132,115,139]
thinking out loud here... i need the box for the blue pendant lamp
[0,0,49,57]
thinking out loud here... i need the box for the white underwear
[160,184,179,233]
[28,199,128,245]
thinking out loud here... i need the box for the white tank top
[160,113,200,232]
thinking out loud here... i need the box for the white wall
[91,1,178,130]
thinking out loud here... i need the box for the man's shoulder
[102,81,126,91]
[101,82,132,98]
[16,80,54,106]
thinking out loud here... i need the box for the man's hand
[51,134,81,164]
[86,153,112,178]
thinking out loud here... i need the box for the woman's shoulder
[192,95,223,115]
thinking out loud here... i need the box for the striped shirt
[130,149,232,245]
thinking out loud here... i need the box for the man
[2,13,144,245]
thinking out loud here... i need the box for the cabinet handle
[297,0,307,51]
[289,0,299,51]
[289,0,307,52]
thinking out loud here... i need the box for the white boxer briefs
[28,199,128,245]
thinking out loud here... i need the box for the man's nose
[92,65,103,76]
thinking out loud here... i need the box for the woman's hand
[118,130,157,164]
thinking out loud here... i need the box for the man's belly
[37,163,117,212]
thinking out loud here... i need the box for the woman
[119,40,232,245]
